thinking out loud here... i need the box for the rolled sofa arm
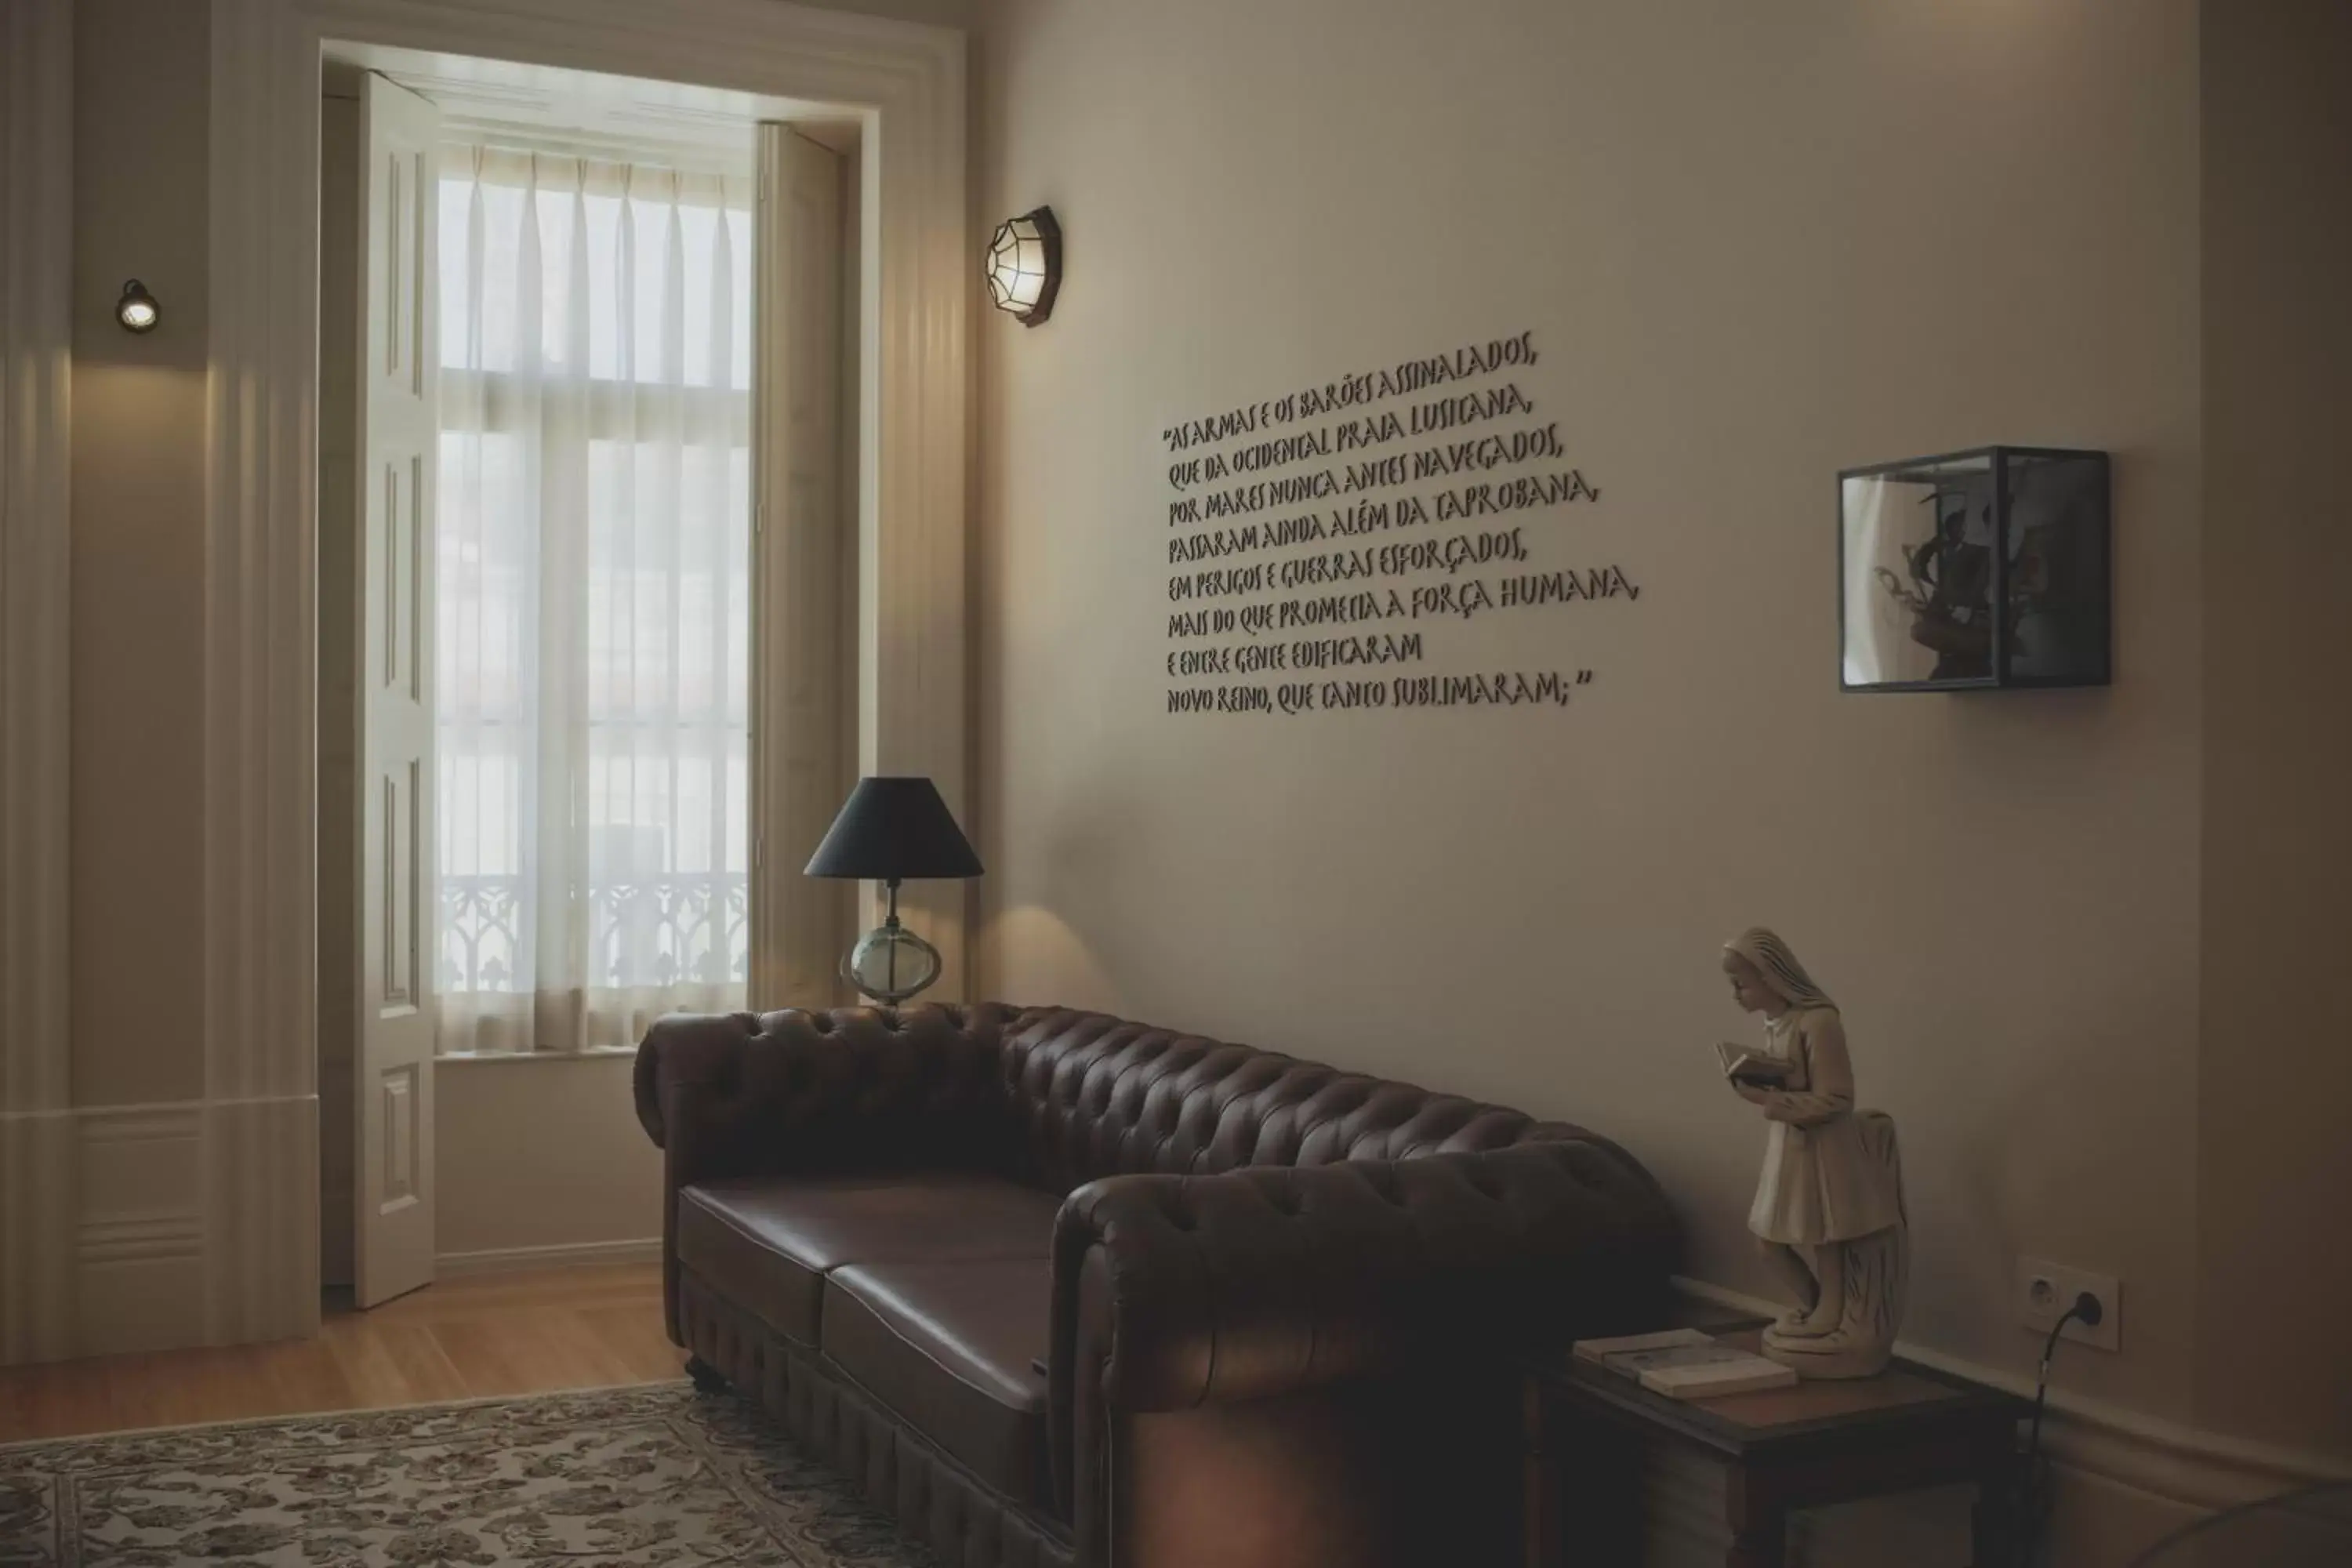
[635,1004,1028,1338]
[1044,1139,1678,1533]
[1050,1142,1679,1416]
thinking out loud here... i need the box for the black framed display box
[1838,445,2111,692]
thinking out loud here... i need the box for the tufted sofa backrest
[1000,1007,1592,1194]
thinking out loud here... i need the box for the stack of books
[1570,1328,1798,1399]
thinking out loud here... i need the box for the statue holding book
[1718,927,1907,1379]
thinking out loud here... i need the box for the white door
[354,71,440,1308]
[750,125,848,1007]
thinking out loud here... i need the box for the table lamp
[804,775,982,1005]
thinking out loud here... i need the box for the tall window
[436,146,753,1053]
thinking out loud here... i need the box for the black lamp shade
[805,776,982,881]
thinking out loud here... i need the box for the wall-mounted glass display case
[1839,446,2111,691]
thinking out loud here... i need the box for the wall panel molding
[75,1103,205,1354]
[208,0,321,1118]
[2,1098,314,1358]
[205,0,966,1347]
[0,0,78,1367]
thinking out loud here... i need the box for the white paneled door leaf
[358,72,441,1309]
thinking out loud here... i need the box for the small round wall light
[983,207,1061,327]
[115,279,160,334]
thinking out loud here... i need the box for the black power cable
[2014,1290,2105,1566]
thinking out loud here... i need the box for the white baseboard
[434,1239,663,1277]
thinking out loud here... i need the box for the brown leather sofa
[633,1003,1679,1568]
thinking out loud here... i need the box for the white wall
[971,1,2352,1555]
[2195,0,2352,1459]
[976,0,2202,1421]
[434,1058,663,1265]
[962,1,2304,1559]
[44,0,216,1356]
[71,0,210,1112]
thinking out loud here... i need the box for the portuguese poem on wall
[1158,330,1635,716]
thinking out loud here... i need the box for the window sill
[437,1047,641,1064]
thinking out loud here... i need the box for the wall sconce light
[984,206,1061,327]
[115,279,160,334]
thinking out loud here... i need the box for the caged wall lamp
[984,206,1061,326]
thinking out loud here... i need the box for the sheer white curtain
[436,146,753,1054]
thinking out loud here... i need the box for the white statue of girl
[1721,927,1908,1378]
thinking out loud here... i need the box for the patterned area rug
[0,1383,932,1566]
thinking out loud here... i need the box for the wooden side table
[1523,1326,2031,1568]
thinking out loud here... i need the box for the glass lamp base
[843,920,942,1005]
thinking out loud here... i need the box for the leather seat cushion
[821,1258,1053,1507]
[676,1174,1059,1345]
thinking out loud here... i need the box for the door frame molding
[206,0,968,1344]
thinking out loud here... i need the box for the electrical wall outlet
[2017,1258,2121,1352]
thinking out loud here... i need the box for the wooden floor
[0,1263,684,1445]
